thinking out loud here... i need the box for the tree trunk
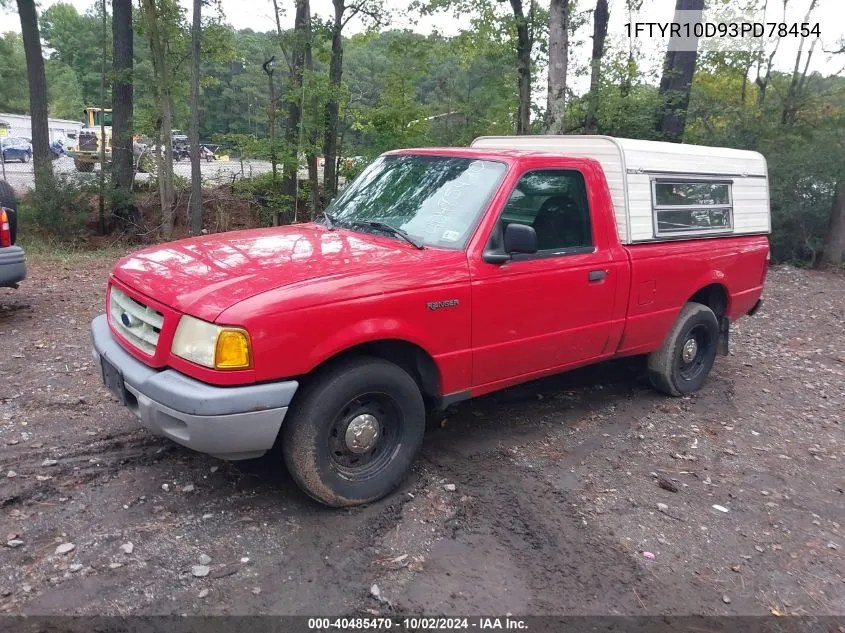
[303,7,319,219]
[655,0,704,142]
[98,0,107,233]
[111,0,134,223]
[509,0,531,135]
[336,104,348,188]
[280,0,309,223]
[142,0,175,237]
[781,0,819,127]
[584,0,609,134]
[264,60,278,185]
[16,0,52,188]
[821,180,845,267]
[545,0,569,133]
[189,0,202,235]
[620,0,637,98]
[323,0,344,200]
[754,0,784,108]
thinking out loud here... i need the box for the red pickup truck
[91,136,770,507]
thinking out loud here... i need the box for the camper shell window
[651,179,734,237]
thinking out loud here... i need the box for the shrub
[19,170,96,241]
[232,171,296,226]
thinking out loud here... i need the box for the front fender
[306,317,437,371]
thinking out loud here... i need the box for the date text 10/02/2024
[307,618,529,630]
[625,21,821,39]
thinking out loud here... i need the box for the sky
[2,0,843,96]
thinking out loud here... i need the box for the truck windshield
[326,154,507,250]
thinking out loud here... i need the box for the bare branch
[271,0,293,73]
[340,0,386,29]
[795,36,818,95]
[822,41,845,55]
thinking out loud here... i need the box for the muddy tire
[281,357,426,507]
[647,302,719,397]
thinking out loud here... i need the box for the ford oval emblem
[120,312,132,327]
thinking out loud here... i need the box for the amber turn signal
[214,329,251,369]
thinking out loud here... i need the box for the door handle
[588,270,607,282]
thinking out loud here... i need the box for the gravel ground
[0,254,842,616]
[1,157,277,194]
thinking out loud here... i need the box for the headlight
[171,315,252,370]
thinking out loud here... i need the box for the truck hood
[111,224,460,322]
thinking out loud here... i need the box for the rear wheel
[21,153,30,163]
[281,357,426,507]
[647,302,719,396]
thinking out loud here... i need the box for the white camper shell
[470,135,771,245]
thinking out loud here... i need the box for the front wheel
[647,302,719,397]
[281,357,426,507]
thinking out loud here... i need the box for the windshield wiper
[323,211,338,230]
[350,220,425,250]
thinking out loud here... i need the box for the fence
[0,155,285,195]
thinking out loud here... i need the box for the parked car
[50,137,69,159]
[1,137,32,163]
[0,180,26,288]
[90,135,770,507]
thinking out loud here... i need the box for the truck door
[470,167,619,388]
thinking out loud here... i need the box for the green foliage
[4,0,839,264]
[682,55,845,264]
[46,59,86,119]
[0,33,29,113]
[40,3,111,107]
[339,29,516,155]
[19,171,96,240]
[564,43,845,265]
[200,30,278,138]
[231,171,293,226]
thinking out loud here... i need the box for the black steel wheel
[281,357,426,507]
[327,393,402,481]
[648,302,719,396]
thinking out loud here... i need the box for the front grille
[79,133,98,152]
[109,286,164,355]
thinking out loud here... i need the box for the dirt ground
[0,253,842,617]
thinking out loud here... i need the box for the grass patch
[18,234,134,266]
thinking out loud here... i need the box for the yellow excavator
[72,107,112,172]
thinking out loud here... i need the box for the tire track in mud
[365,363,682,616]
[403,444,679,615]
[0,430,169,508]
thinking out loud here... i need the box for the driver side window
[500,170,592,251]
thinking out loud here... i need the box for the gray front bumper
[0,245,26,288]
[90,314,298,460]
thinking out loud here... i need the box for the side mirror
[504,223,538,254]
[483,223,538,264]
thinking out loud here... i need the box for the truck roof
[386,147,567,161]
